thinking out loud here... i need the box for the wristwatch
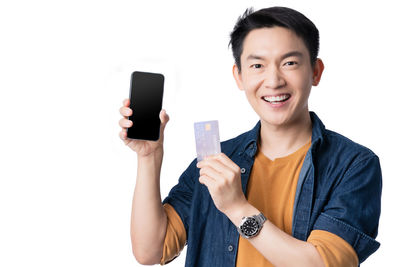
[237,212,267,239]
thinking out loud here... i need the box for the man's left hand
[196,153,248,216]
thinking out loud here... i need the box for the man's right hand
[119,98,169,157]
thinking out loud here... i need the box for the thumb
[159,109,169,134]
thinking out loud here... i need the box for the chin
[261,115,290,127]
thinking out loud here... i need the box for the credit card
[194,120,221,162]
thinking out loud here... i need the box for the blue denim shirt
[163,112,382,266]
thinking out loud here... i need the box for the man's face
[233,26,323,128]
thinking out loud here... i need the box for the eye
[251,64,263,69]
[284,61,297,66]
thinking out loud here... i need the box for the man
[119,6,382,266]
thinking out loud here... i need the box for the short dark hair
[229,6,319,73]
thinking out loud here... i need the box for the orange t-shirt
[161,140,358,266]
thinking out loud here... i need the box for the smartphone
[127,71,164,141]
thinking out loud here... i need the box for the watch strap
[255,212,266,225]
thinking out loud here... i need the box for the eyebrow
[246,51,304,61]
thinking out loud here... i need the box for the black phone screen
[127,71,164,141]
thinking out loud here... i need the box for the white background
[0,0,398,266]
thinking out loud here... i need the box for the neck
[258,111,312,160]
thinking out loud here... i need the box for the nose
[262,67,285,89]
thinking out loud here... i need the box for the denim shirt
[163,112,382,266]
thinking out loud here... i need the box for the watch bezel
[238,216,262,239]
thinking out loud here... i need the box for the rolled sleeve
[162,158,198,242]
[312,155,382,263]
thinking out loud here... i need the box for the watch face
[240,217,259,237]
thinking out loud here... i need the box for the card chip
[205,123,211,131]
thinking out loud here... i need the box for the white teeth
[263,94,290,102]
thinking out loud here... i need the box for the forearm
[226,202,324,267]
[131,151,167,264]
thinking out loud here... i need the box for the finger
[211,153,239,173]
[119,106,132,117]
[199,166,221,181]
[119,129,126,140]
[199,174,216,188]
[123,98,130,106]
[198,157,229,175]
[119,118,133,128]
[119,130,129,144]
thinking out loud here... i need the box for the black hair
[229,6,319,73]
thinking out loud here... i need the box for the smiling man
[120,6,382,267]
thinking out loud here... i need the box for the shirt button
[240,168,246,174]
[228,245,234,252]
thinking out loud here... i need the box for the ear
[312,58,324,86]
[232,64,245,91]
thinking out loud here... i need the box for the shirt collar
[309,111,325,146]
[240,111,326,158]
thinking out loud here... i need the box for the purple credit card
[194,120,221,162]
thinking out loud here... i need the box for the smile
[262,94,291,104]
